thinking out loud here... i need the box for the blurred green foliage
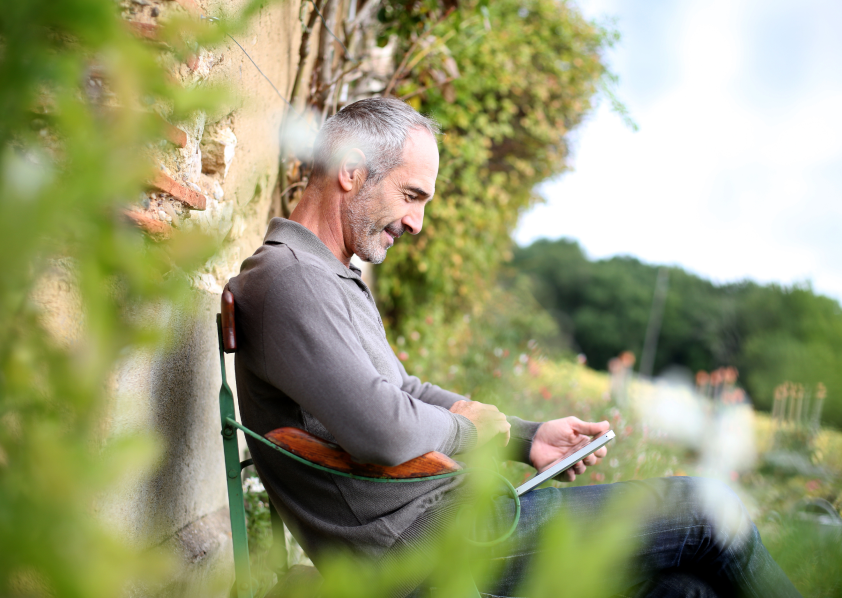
[0,0,263,595]
[374,0,615,373]
[513,237,842,428]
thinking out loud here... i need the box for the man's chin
[355,247,388,265]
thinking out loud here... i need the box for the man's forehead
[400,128,439,190]
[404,127,439,151]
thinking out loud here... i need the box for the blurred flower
[540,386,551,400]
[806,479,820,492]
[244,476,265,494]
[619,351,636,368]
[398,351,409,361]
[590,472,605,482]
[816,382,827,400]
[723,366,739,384]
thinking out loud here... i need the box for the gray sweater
[228,218,540,564]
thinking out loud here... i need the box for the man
[228,98,800,597]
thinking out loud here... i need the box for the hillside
[512,238,842,427]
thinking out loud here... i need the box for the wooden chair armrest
[264,427,461,479]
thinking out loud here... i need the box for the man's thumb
[573,419,610,436]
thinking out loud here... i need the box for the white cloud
[515,1,842,302]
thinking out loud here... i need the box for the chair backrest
[221,285,237,353]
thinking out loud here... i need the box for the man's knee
[658,476,758,549]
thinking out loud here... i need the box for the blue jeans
[477,477,801,598]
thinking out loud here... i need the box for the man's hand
[529,417,610,482]
[449,400,511,447]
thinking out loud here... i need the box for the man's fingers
[501,427,511,446]
[571,418,610,437]
[572,461,586,475]
[452,400,511,448]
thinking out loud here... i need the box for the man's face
[343,128,439,264]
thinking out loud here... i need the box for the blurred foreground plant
[316,446,640,598]
[0,1,265,595]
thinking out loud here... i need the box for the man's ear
[337,148,368,193]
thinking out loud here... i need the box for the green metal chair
[215,286,476,598]
[217,292,286,598]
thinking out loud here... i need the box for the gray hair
[311,97,440,185]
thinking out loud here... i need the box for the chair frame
[218,313,282,598]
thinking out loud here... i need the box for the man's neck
[289,187,354,267]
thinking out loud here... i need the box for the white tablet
[516,429,615,496]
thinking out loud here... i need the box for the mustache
[384,223,405,239]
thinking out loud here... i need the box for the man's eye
[406,194,417,201]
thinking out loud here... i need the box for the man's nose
[402,203,425,235]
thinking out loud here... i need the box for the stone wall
[106,0,303,593]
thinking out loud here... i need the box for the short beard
[344,179,404,264]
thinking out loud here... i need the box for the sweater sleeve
[505,416,543,465]
[257,262,470,465]
[395,357,466,409]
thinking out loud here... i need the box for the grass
[490,356,842,598]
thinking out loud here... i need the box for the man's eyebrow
[404,185,432,199]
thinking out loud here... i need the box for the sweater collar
[263,217,362,279]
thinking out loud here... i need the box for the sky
[513,0,842,303]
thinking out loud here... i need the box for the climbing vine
[373,0,615,382]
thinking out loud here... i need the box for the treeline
[512,238,842,427]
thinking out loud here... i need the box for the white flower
[244,476,265,494]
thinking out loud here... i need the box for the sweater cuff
[452,413,478,455]
[506,416,542,465]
